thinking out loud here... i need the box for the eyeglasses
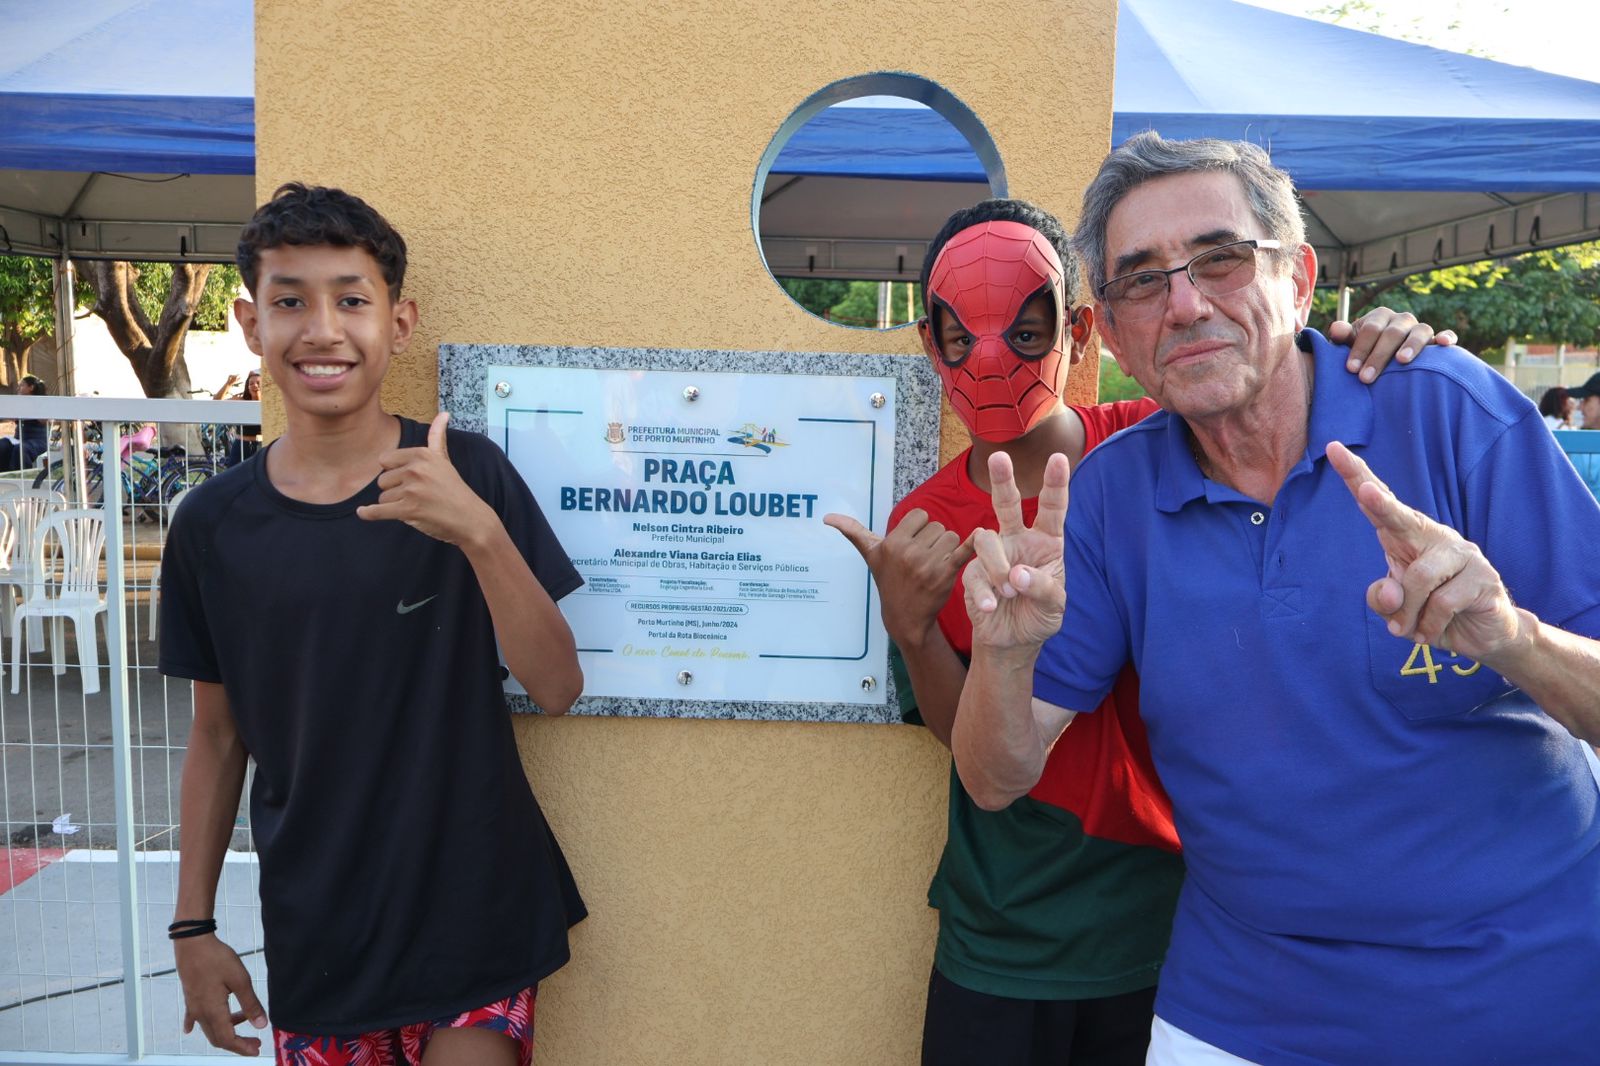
[1098,239,1282,320]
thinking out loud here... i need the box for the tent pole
[53,262,77,398]
[1333,250,1353,324]
[51,225,90,505]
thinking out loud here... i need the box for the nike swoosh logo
[396,595,439,615]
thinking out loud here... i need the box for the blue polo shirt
[1035,331,1600,1064]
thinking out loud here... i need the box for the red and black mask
[923,220,1069,443]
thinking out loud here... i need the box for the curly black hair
[236,183,408,299]
[919,198,1083,313]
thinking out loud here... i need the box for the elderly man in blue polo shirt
[950,131,1600,1066]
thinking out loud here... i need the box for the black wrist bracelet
[167,918,217,939]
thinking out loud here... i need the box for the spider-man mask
[923,220,1069,442]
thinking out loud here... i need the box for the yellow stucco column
[256,3,1115,1061]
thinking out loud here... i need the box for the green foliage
[132,262,242,331]
[777,278,921,328]
[0,256,93,378]
[828,282,884,328]
[1312,241,1600,357]
[779,278,849,318]
[1097,353,1148,402]
[0,255,60,343]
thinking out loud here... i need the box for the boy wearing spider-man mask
[825,199,1448,1066]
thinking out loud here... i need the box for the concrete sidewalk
[0,850,266,1058]
[2,614,251,856]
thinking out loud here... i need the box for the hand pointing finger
[823,512,883,559]
[1331,438,1433,547]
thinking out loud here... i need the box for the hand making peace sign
[1327,441,1523,659]
[964,450,1072,652]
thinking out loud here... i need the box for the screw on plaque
[860,676,877,692]
[869,392,887,409]
[677,670,693,686]
[493,381,512,398]
[683,386,700,402]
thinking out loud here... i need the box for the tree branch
[1344,276,1406,318]
[77,260,154,353]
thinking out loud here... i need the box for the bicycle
[33,423,223,514]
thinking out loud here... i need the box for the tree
[1097,354,1148,402]
[779,278,849,319]
[777,277,921,327]
[0,255,92,385]
[1,254,241,397]
[75,260,242,398]
[1311,242,1600,358]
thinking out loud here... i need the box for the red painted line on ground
[1,846,69,893]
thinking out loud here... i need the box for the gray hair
[1073,131,1307,299]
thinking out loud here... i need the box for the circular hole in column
[753,73,1006,330]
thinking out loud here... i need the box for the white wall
[32,313,258,399]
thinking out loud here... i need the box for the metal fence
[0,397,263,1065]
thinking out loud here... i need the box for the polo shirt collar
[1151,328,1374,514]
[1302,327,1375,461]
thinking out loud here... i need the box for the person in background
[1540,385,1576,430]
[214,369,264,466]
[1566,372,1600,430]
[0,375,51,472]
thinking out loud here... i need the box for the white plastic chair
[0,505,13,571]
[11,508,107,695]
[0,505,11,677]
[0,488,65,653]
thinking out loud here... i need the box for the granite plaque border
[440,342,942,724]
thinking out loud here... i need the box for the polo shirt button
[1250,511,1266,525]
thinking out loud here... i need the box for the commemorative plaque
[442,345,941,723]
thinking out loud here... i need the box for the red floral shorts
[273,985,535,1066]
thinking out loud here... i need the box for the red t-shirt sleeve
[1073,397,1160,453]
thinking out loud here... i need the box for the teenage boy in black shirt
[162,184,585,1065]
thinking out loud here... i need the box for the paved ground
[1,526,250,856]
[0,520,261,1059]
[0,852,266,1057]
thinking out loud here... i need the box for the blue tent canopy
[0,0,254,261]
[773,107,988,184]
[774,0,1600,192]
[0,0,252,174]
[3,0,1598,280]
[1114,0,1600,194]
[763,0,1600,282]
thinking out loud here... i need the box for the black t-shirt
[159,417,586,1034]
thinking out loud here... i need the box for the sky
[1237,0,1598,82]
